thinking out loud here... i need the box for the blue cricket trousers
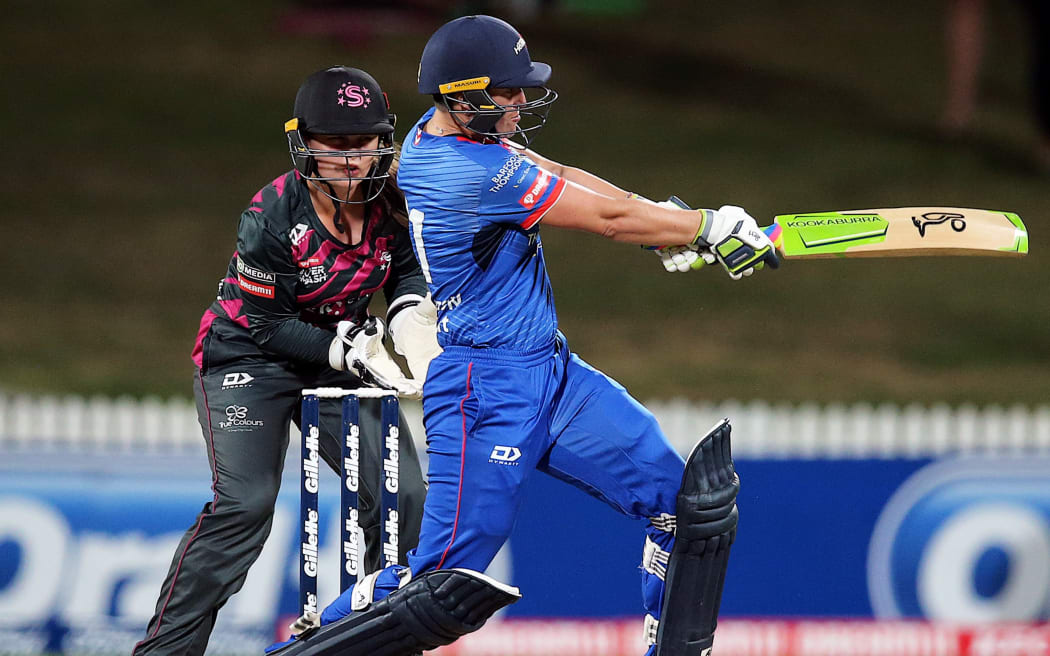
[408,336,684,620]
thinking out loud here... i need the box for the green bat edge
[1003,212,1029,254]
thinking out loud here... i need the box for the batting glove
[649,200,701,272]
[692,205,779,280]
[636,196,708,273]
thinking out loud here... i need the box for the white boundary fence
[1,391,1048,457]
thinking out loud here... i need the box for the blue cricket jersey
[397,108,568,351]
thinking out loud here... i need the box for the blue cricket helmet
[417,15,557,146]
[418,15,551,93]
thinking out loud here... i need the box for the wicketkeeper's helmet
[285,66,396,204]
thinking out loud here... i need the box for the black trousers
[132,360,425,656]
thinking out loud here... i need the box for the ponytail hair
[377,141,409,228]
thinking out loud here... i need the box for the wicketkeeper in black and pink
[132,67,440,656]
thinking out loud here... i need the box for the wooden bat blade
[769,207,1028,258]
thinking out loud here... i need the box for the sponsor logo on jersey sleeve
[520,175,566,229]
[518,169,552,210]
[236,256,276,284]
[238,275,275,298]
[489,155,525,193]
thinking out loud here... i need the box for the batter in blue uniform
[273,15,779,656]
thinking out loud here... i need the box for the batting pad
[270,568,521,656]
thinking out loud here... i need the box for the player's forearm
[527,149,626,199]
[543,182,704,245]
[249,316,332,364]
[594,196,705,246]
[557,165,625,199]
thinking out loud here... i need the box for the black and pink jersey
[192,170,426,369]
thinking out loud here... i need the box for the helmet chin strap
[310,179,350,233]
[329,184,344,233]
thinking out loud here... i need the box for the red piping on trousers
[437,362,473,570]
[133,370,220,652]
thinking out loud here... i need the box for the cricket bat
[765,207,1028,258]
[667,198,1029,259]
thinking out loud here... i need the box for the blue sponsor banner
[507,458,930,617]
[0,458,278,655]
[513,456,1049,621]
[1,452,1048,654]
[867,457,1050,622]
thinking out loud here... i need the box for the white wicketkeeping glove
[388,294,443,382]
[328,317,421,399]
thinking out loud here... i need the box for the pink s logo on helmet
[337,83,372,108]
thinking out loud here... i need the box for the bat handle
[689,224,782,271]
[666,196,782,269]
[764,223,783,250]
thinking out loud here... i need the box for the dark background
[2,0,1046,404]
